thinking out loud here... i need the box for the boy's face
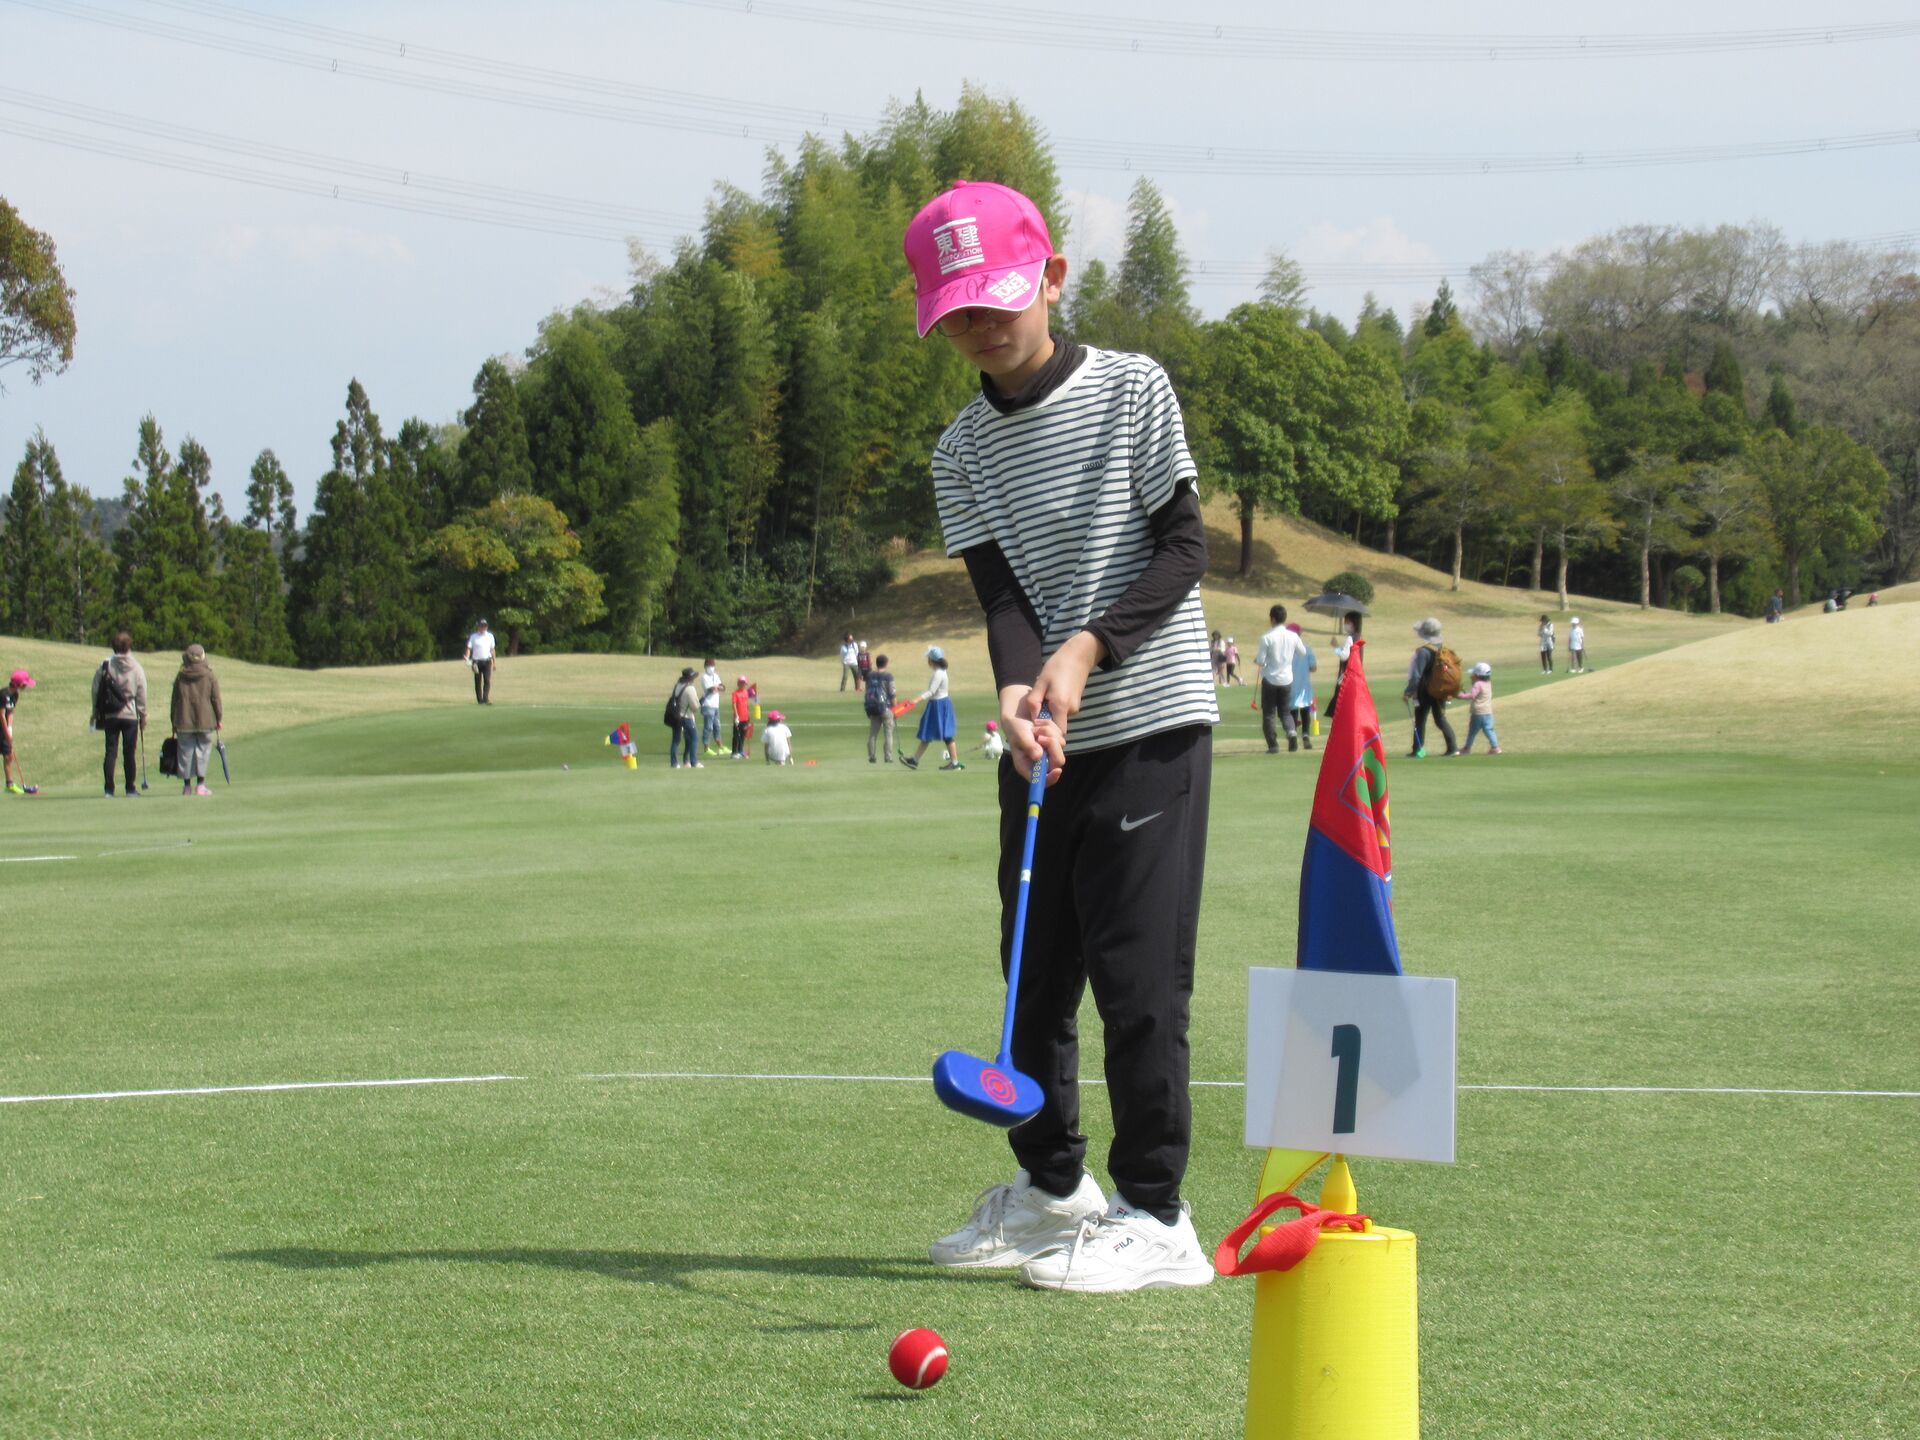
[939,256,1068,389]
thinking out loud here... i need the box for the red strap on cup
[1213,1191,1369,1278]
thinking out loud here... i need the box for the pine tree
[1702,340,1745,403]
[1424,279,1459,337]
[246,449,298,550]
[290,380,433,665]
[456,358,534,509]
[1,430,59,635]
[1762,374,1799,436]
[114,419,225,651]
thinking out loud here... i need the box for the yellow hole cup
[1244,1223,1419,1440]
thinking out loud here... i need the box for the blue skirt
[917,696,956,743]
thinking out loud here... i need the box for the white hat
[1570,616,1581,624]
[1470,661,1492,677]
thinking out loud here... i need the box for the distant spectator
[1823,594,1838,613]
[169,643,222,796]
[1210,629,1226,686]
[1325,612,1361,723]
[669,667,702,769]
[1404,617,1459,759]
[1285,622,1317,750]
[1867,592,1880,607]
[1568,616,1587,674]
[464,619,496,704]
[699,658,724,754]
[729,675,752,760]
[1255,604,1309,754]
[3,668,32,795]
[838,633,860,691]
[91,632,148,797]
[863,652,897,764]
[1224,636,1243,685]
[903,646,960,771]
[1455,661,1501,755]
[1537,614,1555,673]
[979,718,1006,763]
[856,641,873,694]
[763,709,794,766]
[1764,589,1785,623]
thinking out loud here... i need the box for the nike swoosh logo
[1119,812,1164,832]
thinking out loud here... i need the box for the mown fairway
[2,687,1916,1438]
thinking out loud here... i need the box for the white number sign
[1244,967,1457,1164]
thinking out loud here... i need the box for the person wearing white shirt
[763,711,794,765]
[838,633,860,691]
[464,620,498,705]
[699,659,724,752]
[1253,604,1309,753]
[1568,618,1587,674]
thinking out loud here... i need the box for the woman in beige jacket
[169,644,223,796]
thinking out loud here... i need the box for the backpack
[663,681,686,729]
[1425,644,1462,701]
[93,661,129,724]
[158,736,179,777]
[863,671,888,717]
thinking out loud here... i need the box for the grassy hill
[1,506,1761,785]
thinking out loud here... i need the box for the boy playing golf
[907,180,1218,1292]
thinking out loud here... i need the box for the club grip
[1027,706,1051,802]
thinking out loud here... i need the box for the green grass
[2,688,1916,1438]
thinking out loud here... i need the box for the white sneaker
[1020,1194,1214,1293]
[929,1169,1105,1269]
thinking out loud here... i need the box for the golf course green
[3,609,1915,1436]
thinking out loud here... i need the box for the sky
[2,0,1917,515]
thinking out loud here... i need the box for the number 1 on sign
[1330,1024,1361,1134]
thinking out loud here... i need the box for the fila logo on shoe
[1119,812,1163,832]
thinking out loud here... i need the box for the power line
[0,88,705,230]
[662,0,1920,63]
[10,0,1919,179]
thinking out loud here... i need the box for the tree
[1753,425,1888,604]
[456,357,534,509]
[1,431,59,635]
[1259,252,1308,314]
[1686,463,1772,614]
[217,520,295,665]
[425,494,605,655]
[593,419,680,651]
[1423,279,1458,337]
[290,380,433,665]
[245,448,298,549]
[1193,303,1402,576]
[1108,177,1199,371]
[1761,374,1799,436]
[114,419,225,651]
[0,197,76,392]
[1502,402,1615,607]
[1610,452,1695,608]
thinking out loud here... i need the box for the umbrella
[1303,592,1370,618]
[216,736,231,784]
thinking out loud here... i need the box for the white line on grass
[0,855,77,864]
[582,1071,1918,1099]
[0,1075,522,1105]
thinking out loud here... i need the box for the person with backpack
[169,643,223,796]
[863,652,897,763]
[91,633,149,796]
[665,667,702,769]
[1403,617,1460,759]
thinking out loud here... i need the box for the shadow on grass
[221,1247,997,1334]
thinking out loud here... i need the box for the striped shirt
[932,347,1218,754]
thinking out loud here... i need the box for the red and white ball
[888,1328,949,1390]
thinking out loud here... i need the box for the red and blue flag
[1297,639,1402,976]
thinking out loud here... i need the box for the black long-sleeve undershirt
[960,484,1209,693]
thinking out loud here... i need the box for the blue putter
[933,713,1052,1127]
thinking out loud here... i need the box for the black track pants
[996,723,1211,1223]
[472,658,493,703]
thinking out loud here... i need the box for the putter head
[932,1050,1043,1127]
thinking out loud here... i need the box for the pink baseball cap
[8,669,33,689]
[904,181,1056,338]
